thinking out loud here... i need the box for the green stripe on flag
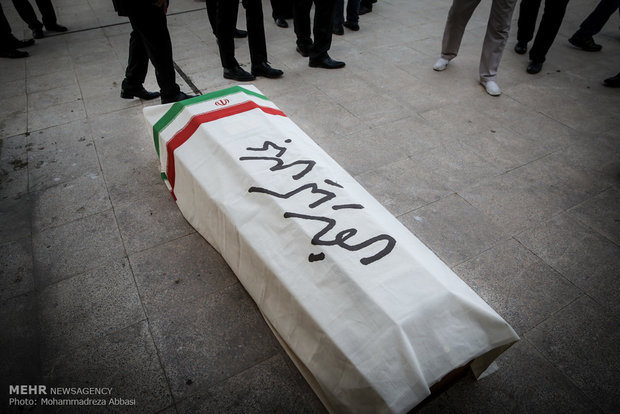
[152,86,270,156]
[160,172,167,181]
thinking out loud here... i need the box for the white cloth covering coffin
[143,85,519,414]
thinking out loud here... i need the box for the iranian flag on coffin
[143,85,519,414]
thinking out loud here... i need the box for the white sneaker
[480,80,501,96]
[433,58,450,71]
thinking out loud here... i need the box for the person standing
[11,0,67,39]
[513,0,570,74]
[293,0,345,69]
[568,0,619,51]
[333,0,361,35]
[212,0,283,81]
[1,3,34,58]
[433,0,518,96]
[113,0,195,104]
[271,0,293,28]
[205,0,248,38]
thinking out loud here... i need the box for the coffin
[143,85,519,413]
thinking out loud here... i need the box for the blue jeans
[334,0,360,25]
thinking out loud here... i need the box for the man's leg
[293,0,313,51]
[479,0,517,81]
[529,0,569,63]
[126,6,180,98]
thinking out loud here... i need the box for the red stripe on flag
[165,101,286,189]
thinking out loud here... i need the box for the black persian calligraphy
[240,139,396,265]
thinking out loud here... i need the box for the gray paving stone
[176,354,326,414]
[90,113,164,205]
[515,213,620,317]
[423,340,601,414]
[26,70,78,95]
[25,55,73,78]
[407,144,502,193]
[28,99,87,132]
[0,237,34,302]
[129,233,238,311]
[526,296,620,414]
[32,172,111,232]
[148,283,280,401]
[0,193,32,245]
[569,186,620,246]
[0,293,41,405]
[27,85,83,112]
[38,258,145,361]
[0,134,29,199]
[454,238,581,334]
[399,194,509,267]
[32,209,125,287]
[356,157,454,217]
[0,110,28,140]
[27,121,101,192]
[114,191,194,254]
[318,115,440,177]
[460,152,608,235]
[40,321,173,413]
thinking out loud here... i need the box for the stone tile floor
[1,0,619,412]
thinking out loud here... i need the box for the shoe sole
[309,62,345,69]
[223,74,256,81]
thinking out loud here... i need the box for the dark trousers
[1,3,16,50]
[12,0,56,30]
[271,0,293,19]
[573,0,620,39]
[334,0,360,25]
[294,0,336,59]
[212,0,268,69]
[517,0,569,62]
[124,5,179,97]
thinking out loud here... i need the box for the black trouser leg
[243,0,267,65]
[310,0,336,59]
[35,0,57,27]
[516,0,541,42]
[205,0,217,35]
[123,29,149,90]
[215,0,239,68]
[0,4,18,51]
[126,7,179,97]
[11,0,43,30]
[574,0,620,38]
[529,0,569,62]
[293,0,313,50]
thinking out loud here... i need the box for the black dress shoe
[32,28,44,39]
[45,23,67,32]
[343,21,360,31]
[296,46,310,57]
[568,35,602,51]
[514,41,527,54]
[526,61,543,74]
[223,65,256,81]
[603,73,620,87]
[0,49,29,59]
[251,62,283,78]
[359,5,372,15]
[333,24,344,35]
[11,38,34,48]
[120,87,161,100]
[161,91,196,104]
[274,17,288,28]
[234,28,247,38]
[309,55,345,69]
